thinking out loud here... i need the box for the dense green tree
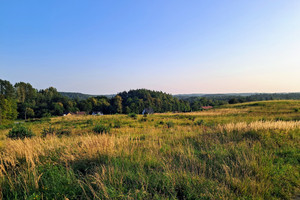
[14,82,36,103]
[0,95,18,124]
[228,98,239,104]
[0,79,15,98]
[117,89,190,114]
[95,97,110,114]
[52,102,64,116]
[25,107,35,119]
[125,106,131,114]
[78,100,92,113]
[0,79,18,124]
[112,95,123,114]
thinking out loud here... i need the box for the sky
[1,0,300,95]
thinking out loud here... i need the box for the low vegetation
[93,124,111,134]
[0,100,299,199]
[7,124,35,139]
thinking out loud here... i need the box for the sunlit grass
[0,100,299,199]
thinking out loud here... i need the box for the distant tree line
[199,93,300,104]
[0,79,195,124]
[1,78,300,125]
[60,92,114,100]
[59,92,96,100]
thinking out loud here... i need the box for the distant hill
[174,92,300,100]
[174,93,258,99]
[60,92,114,100]
[61,91,300,101]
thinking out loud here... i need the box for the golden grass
[0,134,119,175]
[155,108,249,116]
[0,100,299,199]
[0,116,298,179]
[218,120,300,132]
[1,113,299,180]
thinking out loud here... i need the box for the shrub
[86,119,93,125]
[56,129,71,137]
[194,119,205,126]
[166,121,175,128]
[294,108,299,112]
[42,113,51,118]
[0,123,14,130]
[128,113,137,119]
[140,117,147,122]
[189,116,196,121]
[7,125,34,139]
[42,125,56,137]
[93,124,110,134]
[113,120,121,128]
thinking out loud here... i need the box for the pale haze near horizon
[0,0,300,95]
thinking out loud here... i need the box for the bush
[93,124,111,134]
[188,116,196,121]
[42,113,51,118]
[0,123,14,130]
[42,125,56,137]
[294,108,299,112]
[56,129,71,137]
[140,117,147,122]
[113,120,121,128]
[86,119,93,125]
[166,121,175,128]
[41,126,71,137]
[194,119,205,126]
[128,113,137,119]
[7,125,34,139]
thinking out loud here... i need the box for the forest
[1,78,300,125]
[0,79,221,124]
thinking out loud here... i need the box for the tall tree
[0,94,18,124]
[14,82,36,103]
[0,79,15,98]
[0,79,17,124]
[112,95,123,114]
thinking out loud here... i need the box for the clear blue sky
[1,0,300,94]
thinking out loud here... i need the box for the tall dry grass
[218,120,300,132]
[155,108,248,116]
[0,100,300,199]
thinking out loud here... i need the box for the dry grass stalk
[218,120,300,132]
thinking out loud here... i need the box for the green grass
[0,100,299,199]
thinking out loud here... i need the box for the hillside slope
[0,100,299,199]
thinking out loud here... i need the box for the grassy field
[0,100,299,199]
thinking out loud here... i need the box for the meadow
[0,100,299,199]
